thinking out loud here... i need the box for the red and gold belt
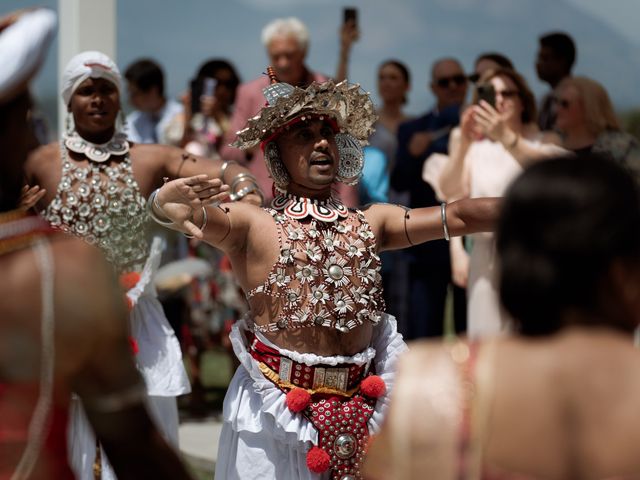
[249,337,369,396]
[249,336,387,479]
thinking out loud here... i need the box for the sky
[4,0,640,133]
[564,0,640,46]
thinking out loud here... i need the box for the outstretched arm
[150,175,264,256]
[370,198,500,252]
[152,145,263,205]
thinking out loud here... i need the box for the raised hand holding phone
[340,7,359,49]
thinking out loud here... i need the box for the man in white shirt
[124,58,182,144]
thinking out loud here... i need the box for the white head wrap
[61,51,122,106]
[0,9,56,104]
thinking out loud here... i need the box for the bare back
[366,329,640,479]
[0,234,135,393]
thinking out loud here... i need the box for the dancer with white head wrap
[23,49,261,479]
[0,8,194,480]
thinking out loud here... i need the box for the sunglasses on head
[435,74,467,88]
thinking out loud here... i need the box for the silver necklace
[63,130,129,163]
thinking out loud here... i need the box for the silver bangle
[230,172,258,192]
[441,202,450,241]
[220,160,238,183]
[147,188,175,226]
[184,206,208,239]
[229,181,258,200]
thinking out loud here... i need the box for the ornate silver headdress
[232,67,377,189]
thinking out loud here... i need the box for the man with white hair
[221,17,358,204]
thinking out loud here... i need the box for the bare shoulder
[396,339,458,379]
[361,201,406,216]
[130,142,180,161]
[24,141,59,173]
[361,202,407,229]
[224,200,273,230]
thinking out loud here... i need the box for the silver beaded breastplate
[43,143,150,273]
[247,195,385,333]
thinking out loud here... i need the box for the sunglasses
[553,97,571,109]
[435,74,467,88]
[495,89,519,99]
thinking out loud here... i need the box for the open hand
[19,184,46,212]
[155,175,229,238]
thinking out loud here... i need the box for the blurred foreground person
[0,8,192,480]
[365,153,640,480]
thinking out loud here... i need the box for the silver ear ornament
[335,133,364,185]
[264,142,290,189]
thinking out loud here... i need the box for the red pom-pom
[361,375,386,398]
[128,336,139,355]
[119,271,141,291]
[285,387,311,413]
[306,446,330,473]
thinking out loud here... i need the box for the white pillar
[57,0,116,131]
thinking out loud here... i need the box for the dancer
[0,8,192,480]
[23,50,258,479]
[152,71,499,479]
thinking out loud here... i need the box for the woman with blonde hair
[554,75,640,182]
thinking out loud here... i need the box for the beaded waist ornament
[250,336,386,479]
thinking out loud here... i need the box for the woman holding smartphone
[436,68,564,338]
[168,59,241,159]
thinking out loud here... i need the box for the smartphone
[190,77,217,114]
[343,7,357,26]
[476,83,496,108]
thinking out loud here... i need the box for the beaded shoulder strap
[11,240,55,480]
[245,207,289,298]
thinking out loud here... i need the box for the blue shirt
[126,98,183,144]
[360,146,389,204]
